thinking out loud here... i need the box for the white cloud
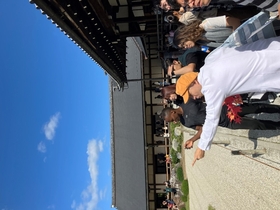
[98,141,103,152]
[72,139,104,210]
[43,112,61,140]
[99,187,107,200]
[71,200,76,209]
[47,205,55,209]
[37,141,46,153]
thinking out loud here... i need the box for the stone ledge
[179,125,280,168]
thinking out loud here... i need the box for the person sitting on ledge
[160,101,280,150]
[164,186,178,194]
[160,84,280,150]
[162,199,178,209]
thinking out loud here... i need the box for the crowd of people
[151,0,280,168]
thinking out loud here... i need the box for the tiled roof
[30,0,127,87]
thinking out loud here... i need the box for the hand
[278,3,280,19]
[179,7,185,14]
[192,147,205,166]
[188,0,211,7]
[167,65,173,77]
[184,140,193,149]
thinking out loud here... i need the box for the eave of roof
[30,0,127,87]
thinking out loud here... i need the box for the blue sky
[0,1,112,210]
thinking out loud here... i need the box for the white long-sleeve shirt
[197,36,280,150]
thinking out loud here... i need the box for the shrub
[177,143,182,153]
[176,167,184,182]
[181,180,189,195]
[170,122,183,154]
[170,148,179,164]
[208,205,216,210]
[181,194,188,202]
[180,207,186,210]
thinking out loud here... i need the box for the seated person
[164,180,171,186]
[168,0,260,20]
[164,187,178,194]
[173,16,240,49]
[172,7,219,25]
[165,154,172,163]
[186,0,279,14]
[162,199,178,209]
[160,85,280,149]
[167,0,236,8]
[172,6,259,25]
[154,0,173,11]
[167,50,208,77]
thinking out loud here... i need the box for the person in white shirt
[175,36,280,165]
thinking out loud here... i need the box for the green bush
[185,198,190,210]
[208,205,216,210]
[170,148,179,164]
[181,180,189,195]
[181,194,188,202]
[169,122,190,210]
[169,122,183,166]
[178,143,182,152]
[169,122,183,153]
[176,167,184,182]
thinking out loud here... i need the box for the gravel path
[182,124,280,210]
[180,97,280,209]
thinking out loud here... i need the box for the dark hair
[173,20,204,48]
[153,0,162,5]
[160,107,173,120]
[167,0,182,9]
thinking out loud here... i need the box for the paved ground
[180,97,280,210]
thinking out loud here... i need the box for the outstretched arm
[184,125,202,149]
[192,88,226,166]
[192,148,205,166]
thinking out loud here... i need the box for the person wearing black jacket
[160,97,280,149]
[186,0,279,12]
[167,50,208,77]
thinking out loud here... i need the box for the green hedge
[170,148,179,165]
[181,180,189,195]
[181,194,188,202]
[169,122,190,210]
[176,167,184,182]
[208,205,216,210]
